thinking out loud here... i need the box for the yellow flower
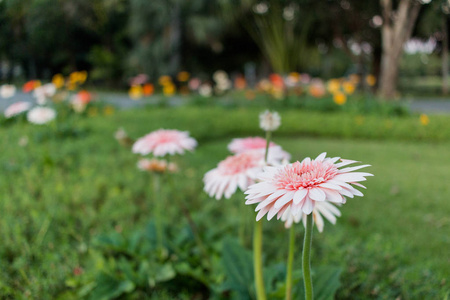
[333,92,347,105]
[52,74,65,89]
[128,85,143,100]
[271,87,284,100]
[366,75,376,87]
[420,114,429,126]
[327,79,341,93]
[103,106,115,116]
[176,71,190,82]
[158,75,172,86]
[163,83,176,96]
[342,81,356,95]
[77,71,88,84]
[88,107,98,117]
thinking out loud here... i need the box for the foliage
[0,105,449,298]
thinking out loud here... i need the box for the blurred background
[0,0,448,98]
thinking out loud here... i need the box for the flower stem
[264,131,272,163]
[153,173,163,248]
[302,214,314,300]
[253,220,266,300]
[285,225,295,300]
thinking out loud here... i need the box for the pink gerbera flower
[228,136,291,161]
[281,201,341,232]
[245,152,373,221]
[4,101,32,118]
[132,129,197,157]
[204,150,285,200]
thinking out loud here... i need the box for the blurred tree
[218,0,315,74]
[379,0,423,99]
[127,0,226,79]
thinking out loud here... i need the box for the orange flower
[143,83,154,96]
[269,73,284,89]
[234,76,247,90]
[333,92,347,105]
[366,75,376,87]
[245,90,256,100]
[177,71,190,82]
[158,75,172,86]
[309,80,326,98]
[23,80,40,93]
[77,90,92,104]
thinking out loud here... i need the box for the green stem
[264,131,272,163]
[253,220,266,300]
[302,214,314,300]
[285,226,295,300]
[153,173,163,248]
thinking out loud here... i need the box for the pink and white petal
[315,152,327,162]
[313,211,325,232]
[338,164,371,173]
[274,191,295,208]
[293,189,308,204]
[322,188,344,203]
[302,197,314,215]
[308,188,326,201]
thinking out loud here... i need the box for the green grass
[0,106,449,299]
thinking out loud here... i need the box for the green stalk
[302,214,314,300]
[285,225,295,300]
[264,131,272,163]
[253,220,266,300]
[153,173,163,248]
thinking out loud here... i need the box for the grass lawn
[0,106,449,299]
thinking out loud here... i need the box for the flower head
[245,152,373,221]
[228,136,291,161]
[0,84,16,99]
[259,110,281,132]
[204,150,286,200]
[33,83,56,105]
[4,101,32,118]
[137,158,178,174]
[132,129,197,157]
[281,201,341,232]
[27,107,56,125]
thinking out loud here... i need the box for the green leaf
[88,272,135,300]
[220,238,254,298]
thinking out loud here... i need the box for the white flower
[33,83,56,105]
[259,110,281,132]
[0,84,16,99]
[27,107,56,125]
[199,84,212,97]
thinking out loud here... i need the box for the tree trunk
[379,0,421,99]
[442,15,448,95]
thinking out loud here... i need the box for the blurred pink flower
[228,137,274,153]
[245,152,373,221]
[281,201,341,232]
[132,129,197,157]
[228,136,291,161]
[4,101,32,118]
[203,149,286,200]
